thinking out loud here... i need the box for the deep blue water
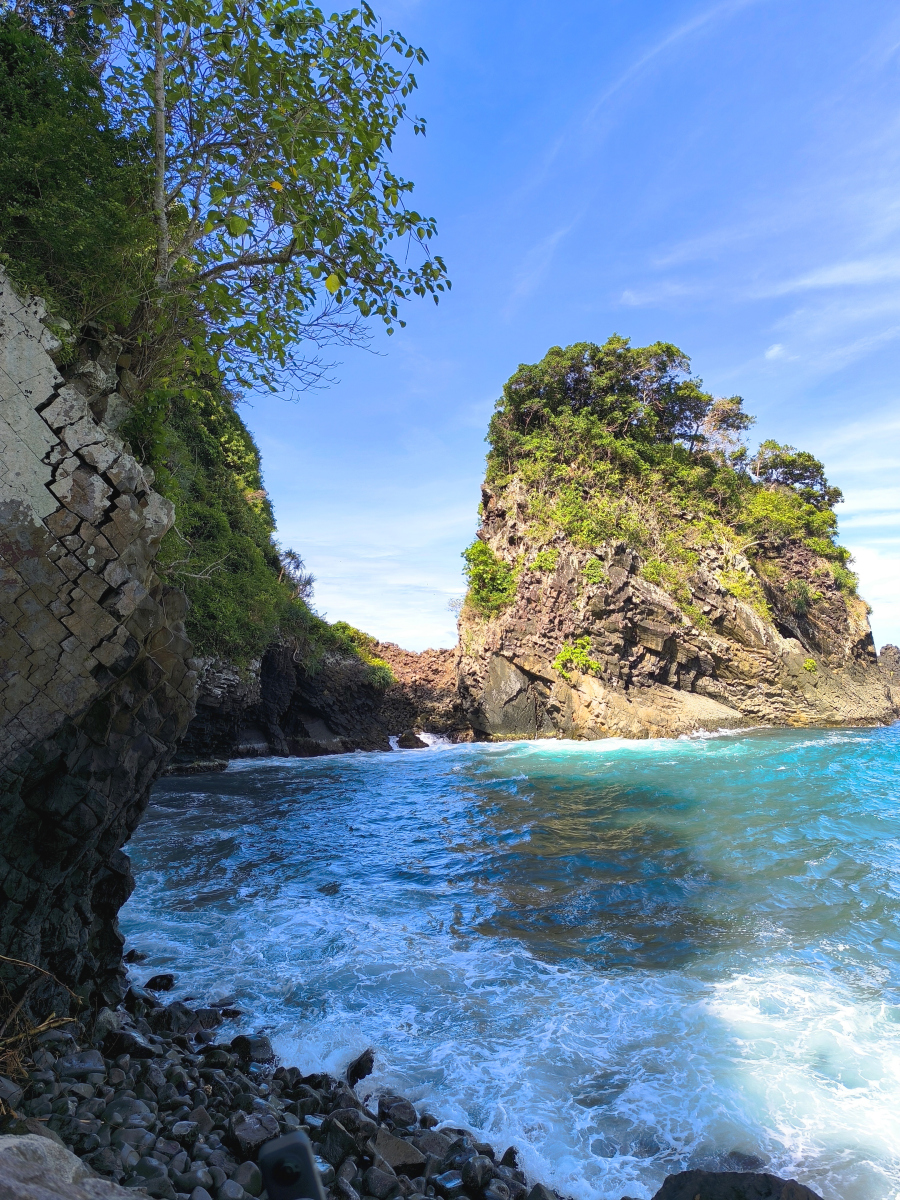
[122,726,900,1200]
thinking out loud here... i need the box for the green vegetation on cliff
[464,337,854,619]
[0,1,443,671]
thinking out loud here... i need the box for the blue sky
[245,0,900,651]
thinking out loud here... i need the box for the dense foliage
[464,337,854,619]
[0,15,152,327]
[0,0,437,671]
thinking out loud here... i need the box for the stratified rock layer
[458,482,895,740]
[0,269,196,1013]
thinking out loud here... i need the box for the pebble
[0,986,564,1200]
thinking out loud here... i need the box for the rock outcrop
[172,639,470,767]
[0,269,196,1014]
[458,482,895,741]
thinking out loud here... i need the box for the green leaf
[225,216,249,236]
[325,273,341,294]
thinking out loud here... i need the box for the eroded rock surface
[172,639,470,767]
[458,482,895,741]
[0,269,196,1012]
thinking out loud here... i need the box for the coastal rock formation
[458,484,894,741]
[0,269,196,1013]
[0,990,823,1200]
[880,643,900,707]
[172,639,469,767]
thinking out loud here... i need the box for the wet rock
[411,1131,450,1160]
[226,1111,279,1161]
[373,1128,426,1173]
[483,1182,510,1200]
[124,951,148,964]
[525,1186,556,1200]
[345,1048,375,1088]
[499,1148,519,1170]
[217,1182,246,1200]
[103,1029,156,1060]
[229,1036,274,1064]
[462,1156,493,1191]
[397,731,428,749]
[328,1109,378,1151]
[377,1096,417,1128]
[364,1166,402,1199]
[650,1171,823,1200]
[433,1170,467,1200]
[319,1119,359,1167]
[145,974,177,992]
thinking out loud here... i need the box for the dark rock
[230,1035,274,1064]
[171,1120,201,1147]
[319,1118,360,1167]
[650,1171,823,1200]
[124,950,148,964]
[233,1160,263,1197]
[462,1156,493,1191]
[346,1048,375,1088]
[227,1110,280,1160]
[189,1189,214,1200]
[433,1170,467,1200]
[378,1096,417,1128]
[364,1166,402,1199]
[499,1148,519,1170]
[484,1183,510,1200]
[328,1108,378,1151]
[373,1127,426,1173]
[0,1076,24,1109]
[217,1181,246,1200]
[189,1105,215,1136]
[397,731,427,749]
[411,1132,450,1161]
[526,1186,556,1200]
[419,1114,438,1130]
[145,974,177,992]
[104,1028,157,1060]
[56,1050,105,1078]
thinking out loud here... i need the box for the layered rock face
[458,483,895,740]
[0,270,196,1013]
[173,639,469,766]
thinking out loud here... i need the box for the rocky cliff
[0,268,196,1015]
[456,340,895,741]
[172,638,469,767]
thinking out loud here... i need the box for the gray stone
[216,1182,246,1200]
[229,1036,273,1064]
[232,1161,262,1196]
[57,1051,105,1079]
[345,1048,375,1088]
[226,1111,279,1160]
[364,1167,401,1200]
[372,1128,426,1173]
[0,1133,137,1197]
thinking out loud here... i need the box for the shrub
[531,547,559,572]
[553,636,601,681]
[330,623,395,688]
[784,579,821,617]
[803,658,817,672]
[583,558,608,586]
[462,540,518,616]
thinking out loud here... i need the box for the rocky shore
[0,983,823,1200]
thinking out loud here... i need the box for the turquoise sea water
[122,726,900,1200]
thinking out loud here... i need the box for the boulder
[650,1171,823,1200]
[345,1048,375,1088]
[372,1127,426,1172]
[0,1133,135,1198]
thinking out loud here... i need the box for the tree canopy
[1,0,449,391]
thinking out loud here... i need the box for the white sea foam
[125,728,900,1200]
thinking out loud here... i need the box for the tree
[492,336,716,445]
[750,440,842,510]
